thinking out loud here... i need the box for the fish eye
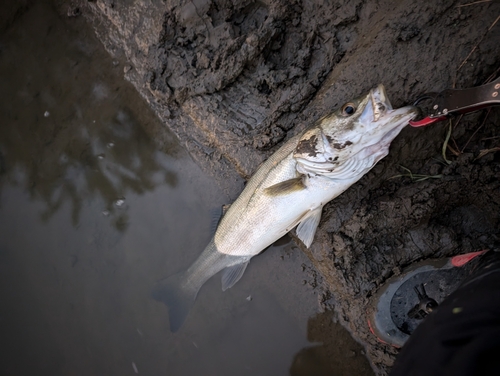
[341,103,356,116]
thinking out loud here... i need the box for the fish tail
[152,239,247,331]
[151,272,198,332]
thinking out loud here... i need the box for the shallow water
[0,2,372,375]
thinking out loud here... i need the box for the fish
[152,84,418,332]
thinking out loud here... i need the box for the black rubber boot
[390,250,500,376]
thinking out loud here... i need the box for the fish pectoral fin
[221,260,250,291]
[263,177,306,196]
[296,207,323,248]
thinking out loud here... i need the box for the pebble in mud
[44,111,50,117]
[107,142,115,148]
[67,7,81,18]
[114,198,125,207]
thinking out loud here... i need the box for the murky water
[0,2,373,375]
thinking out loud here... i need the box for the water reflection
[0,3,178,231]
[290,310,374,376]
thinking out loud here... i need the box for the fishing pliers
[409,76,500,127]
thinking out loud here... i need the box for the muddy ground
[16,0,499,373]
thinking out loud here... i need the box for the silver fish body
[153,85,418,331]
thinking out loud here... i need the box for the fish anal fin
[263,177,306,196]
[296,207,323,248]
[221,261,250,291]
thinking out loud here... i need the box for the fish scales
[215,133,302,256]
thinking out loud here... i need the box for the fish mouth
[371,84,393,122]
[361,84,419,128]
[379,105,420,144]
[350,86,420,163]
[364,102,420,163]
[370,84,419,139]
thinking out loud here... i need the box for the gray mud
[37,0,500,374]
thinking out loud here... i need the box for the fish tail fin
[151,272,198,332]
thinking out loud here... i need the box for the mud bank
[54,0,499,373]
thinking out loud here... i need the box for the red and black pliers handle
[409,76,500,127]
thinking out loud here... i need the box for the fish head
[293,84,419,178]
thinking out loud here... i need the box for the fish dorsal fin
[210,204,232,235]
[296,207,323,248]
[221,204,231,216]
[221,261,250,291]
[263,177,306,196]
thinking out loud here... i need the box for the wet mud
[47,0,500,373]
